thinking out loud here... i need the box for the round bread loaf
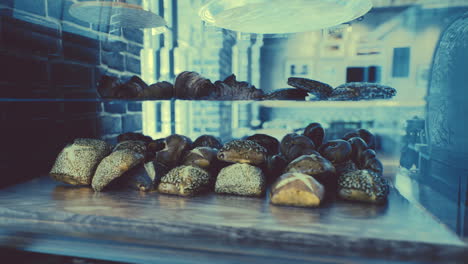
[193,135,223,149]
[303,123,325,148]
[338,169,389,204]
[50,139,111,186]
[280,133,316,163]
[91,149,145,192]
[182,147,218,169]
[158,165,212,196]
[155,134,192,168]
[270,173,325,207]
[113,140,147,155]
[246,134,280,156]
[318,140,352,164]
[217,140,267,165]
[284,154,336,190]
[215,163,266,197]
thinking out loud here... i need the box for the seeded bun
[215,163,266,197]
[338,170,389,204]
[217,140,267,165]
[50,139,111,186]
[158,165,212,196]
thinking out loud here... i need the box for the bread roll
[246,134,279,156]
[303,123,325,148]
[338,169,389,204]
[284,154,336,190]
[215,163,266,197]
[280,133,316,163]
[155,134,192,168]
[193,135,223,149]
[50,139,111,185]
[318,140,352,164]
[158,165,212,196]
[91,149,144,192]
[182,147,218,170]
[217,140,267,165]
[270,173,325,207]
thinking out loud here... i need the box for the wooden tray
[0,176,466,263]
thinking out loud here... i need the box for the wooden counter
[0,176,466,263]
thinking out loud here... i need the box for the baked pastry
[192,135,223,149]
[158,165,212,196]
[50,139,111,185]
[318,140,352,164]
[359,149,377,168]
[335,160,358,176]
[113,140,147,155]
[303,123,325,148]
[246,134,279,156]
[362,157,384,176]
[97,75,121,98]
[211,74,264,100]
[217,140,267,165]
[338,170,389,204]
[348,137,369,165]
[280,133,316,163]
[215,163,266,197]
[113,76,147,99]
[182,147,218,170]
[270,173,325,207]
[112,163,154,192]
[154,134,193,168]
[343,129,376,150]
[263,154,288,184]
[330,82,397,101]
[138,81,174,99]
[287,77,333,99]
[117,132,152,143]
[174,71,216,99]
[263,88,308,100]
[92,149,145,191]
[284,154,336,190]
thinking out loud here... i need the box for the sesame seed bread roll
[50,139,111,186]
[338,170,389,204]
[157,165,213,196]
[92,149,145,192]
[215,163,266,197]
[217,140,267,165]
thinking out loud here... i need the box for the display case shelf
[0,176,466,263]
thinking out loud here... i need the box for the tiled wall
[0,0,144,187]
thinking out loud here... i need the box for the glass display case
[0,0,467,263]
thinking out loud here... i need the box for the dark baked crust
[287,77,333,99]
[246,134,280,156]
[280,133,316,163]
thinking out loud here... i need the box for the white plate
[199,0,372,34]
[69,1,167,29]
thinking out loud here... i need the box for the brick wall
[0,1,144,187]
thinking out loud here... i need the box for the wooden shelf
[0,176,466,263]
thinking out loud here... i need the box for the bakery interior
[0,0,467,263]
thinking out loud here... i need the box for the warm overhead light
[69,1,167,29]
[199,0,373,34]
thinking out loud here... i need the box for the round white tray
[199,0,373,34]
